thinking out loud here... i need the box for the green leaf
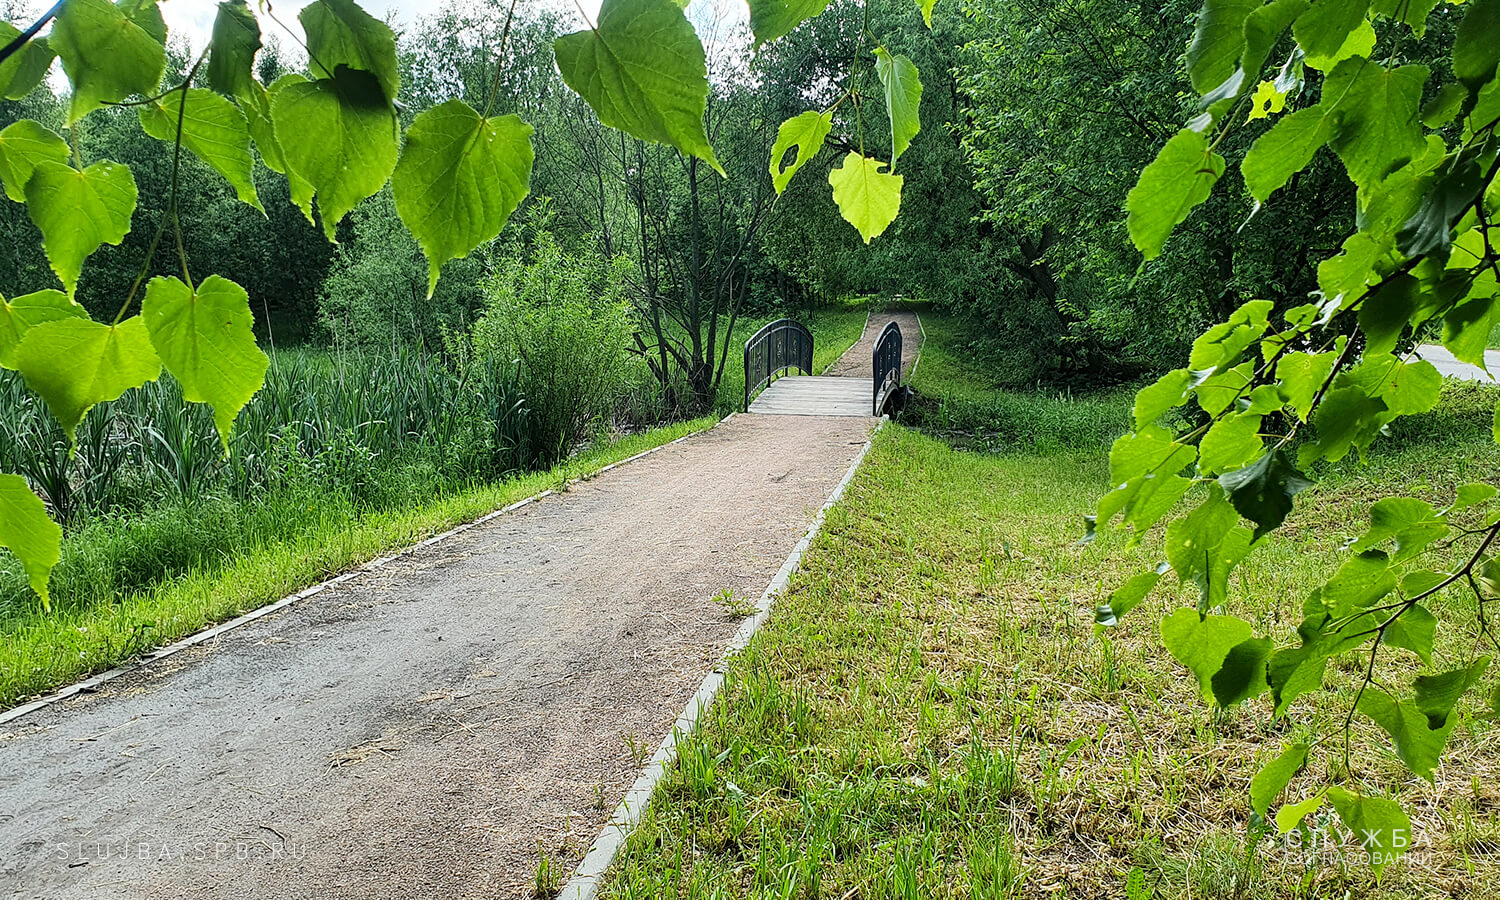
[1297,384,1387,466]
[299,0,400,104]
[769,110,832,195]
[1423,84,1466,128]
[1211,635,1272,706]
[23,160,137,295]
[914,0,938,27]
[1358,274,1418,356]
[1134,368,1198,427]
[1251,742,1309,816]
[1196,361,1254,416]
[1322,550,1397,613]
[874,48,922,168]
[1400,149,1489,259]
[1099,428,1197,537]
[1324,59,1429,190]
[50,0,166,123]
[0,24,55,101]
[1276,350,1338,421]
[1126,129,1226,259]
[1415,658,1491,729]
[1161,608,1255,702]
[1243,0,1309,82]
[555,0,722,175]
[1455,0,1500,92]
[1248,80,1288,120]
[1326,788,1410,873]
[828,152,903,244]
[1303,18,1374,72]
[1291,0,1370,63]
[1358,686,1455,780]
[1494,398,1500,445]
[746,0,832,45]
[272,66,397,241]
[117,0,166,44]
[0,119,69,203]
[140,87,261,211]
[1456,482,1499,510]
[392,100,534,297]
[1351,497,1446,562]
[1269,642,1327,715]
[11,315,161,440]
[1382,603,1436,665]
[0,289,87,368]
[1371,0,1440,36]
[1200,412,1264,475]
[1219,448,1314,540]
[1186,0,1261,94]
[1243,105,1335,203]
[1190,299,1273,373]
[207,0,261,99]
[1276,792,1325,832]
[141,275,268,448]
[0,474,61,610]
[1096,562,1171,627]
[1340,356,1441,416]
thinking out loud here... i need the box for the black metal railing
[873,321,903,415]
[744,318,814,411]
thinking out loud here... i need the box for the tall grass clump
[0,347,531,619]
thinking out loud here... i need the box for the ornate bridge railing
[873,321,903,415]
[744,318,814,411]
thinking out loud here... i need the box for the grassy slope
[0,304,871,709]
[601,314,1500,899]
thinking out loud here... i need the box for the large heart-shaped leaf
[392,101,534,295]
[50,0,166,123]
[12,315,162,440]
[0,119,69,203]
[271,66,398,241]
[828,152,903,244]
[141,275,269,448]
[140,87,262,210]
[0,474,61,610]
[24,160,138,295]
[555,0,722,175]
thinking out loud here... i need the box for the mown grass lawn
[601,319,1500,898]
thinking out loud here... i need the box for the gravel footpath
[0,412,876,899]
[823,309,923,379]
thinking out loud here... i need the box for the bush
[471,228,640,463]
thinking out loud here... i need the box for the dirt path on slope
[0,413,875,900]
[824,308,923,379]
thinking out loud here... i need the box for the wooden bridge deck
[747,376,873,417]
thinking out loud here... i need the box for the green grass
[601,324,1500,897]
[0,417,714,708]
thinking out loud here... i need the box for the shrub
[471,228,640,463]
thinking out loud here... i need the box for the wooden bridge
[744,312,919,417]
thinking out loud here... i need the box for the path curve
[824,308,923,379]
[0,413,876,899]
[1416,343,1499,383]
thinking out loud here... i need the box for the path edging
[0,422,726,728]
[559,418,887,900]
